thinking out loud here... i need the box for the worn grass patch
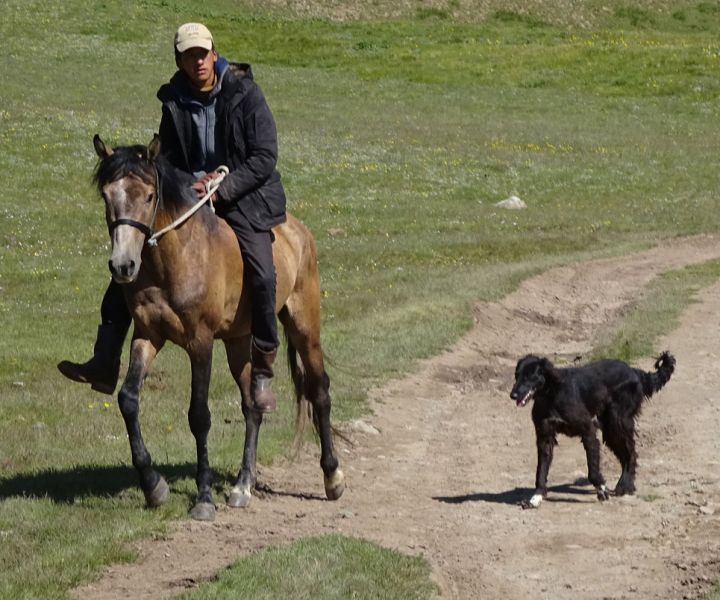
[179,534,437,600]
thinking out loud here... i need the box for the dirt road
[76,235,720,600]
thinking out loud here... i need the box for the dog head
[510,355,554,408]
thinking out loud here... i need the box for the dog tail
[638,351,676,398]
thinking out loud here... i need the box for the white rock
[495,195,527,209]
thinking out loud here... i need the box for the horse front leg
[224,337,260,508]
[187,342,216,521]
[118,337,169,507]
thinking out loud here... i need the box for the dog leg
[523,434,555,509]
[582,430,609,501]
[613,417,638,495]
[602,413,638,496]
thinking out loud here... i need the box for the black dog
[510,352,675,508]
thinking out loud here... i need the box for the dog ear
[515,354,536,379]
[538,357,559,384]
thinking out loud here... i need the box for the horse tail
[284,328,313,455]
[284,330,351,454]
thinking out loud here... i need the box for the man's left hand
[192,174,220,202]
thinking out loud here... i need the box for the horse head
[93,134,161,283]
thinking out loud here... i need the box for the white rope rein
[147,166,229,247]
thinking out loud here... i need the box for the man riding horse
[59,22,283,413]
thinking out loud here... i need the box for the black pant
[101,280,132,329]
[99,210,278,351]
[222,206,278,352]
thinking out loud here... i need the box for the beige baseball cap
[174,22,214,53]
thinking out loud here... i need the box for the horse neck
[143,204,212,279]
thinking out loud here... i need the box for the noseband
[108,217,155,239]
[107,166,162,245]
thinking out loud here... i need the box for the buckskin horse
[90,134,344,521]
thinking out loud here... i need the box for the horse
[90,134,345,521]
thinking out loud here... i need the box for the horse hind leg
[118,337,169,508]
[311,370,345,501]
[279,306,345,501]
[224,336,261,508]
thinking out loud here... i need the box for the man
[58,22,285,413]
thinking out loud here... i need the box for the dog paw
[521,494,543,509]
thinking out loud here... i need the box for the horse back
[213,212,317,338]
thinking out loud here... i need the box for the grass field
[1,0,720,597]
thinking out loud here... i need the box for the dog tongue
[516,391,532,407]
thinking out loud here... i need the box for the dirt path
[75,235,720,600]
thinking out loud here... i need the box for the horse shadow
[0,464,329,505]
[0,463,198,504]
[433,479,595,506]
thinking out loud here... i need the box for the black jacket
[157,61,287,231]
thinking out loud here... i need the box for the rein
[108,165,229,247]
[148,166,228,246]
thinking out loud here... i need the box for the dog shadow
[433,478,595,506]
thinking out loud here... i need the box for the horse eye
[146,192,154,203]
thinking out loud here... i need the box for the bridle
[107,165,163,245]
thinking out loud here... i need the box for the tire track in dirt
[75,234,720,599]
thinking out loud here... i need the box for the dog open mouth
[516,389,534,408]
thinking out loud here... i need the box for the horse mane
[93,145,217,229]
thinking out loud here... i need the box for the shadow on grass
[433,479,595,506]
[0,463,198,503]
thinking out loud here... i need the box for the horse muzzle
[108,220,150,283]
[109,257,140,283]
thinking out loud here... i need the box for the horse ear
[93,134,113,158]
[147,134,161,162]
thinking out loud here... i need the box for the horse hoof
[227,487,252,508]
[189,502,216,522]
[324,469,345,501]
[144,477,169,508]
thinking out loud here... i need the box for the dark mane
[93,144,154,189]
[93,145,215,224]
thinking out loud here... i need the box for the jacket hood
[157,57,254,104]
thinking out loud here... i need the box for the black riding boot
[57,323,128,395]
[251,341,277,413]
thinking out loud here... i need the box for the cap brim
[176,38,213,53]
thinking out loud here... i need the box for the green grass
[592,260,720,361]
[179,535,437,600]
[707,583,720,600]
[2,0,720,597]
